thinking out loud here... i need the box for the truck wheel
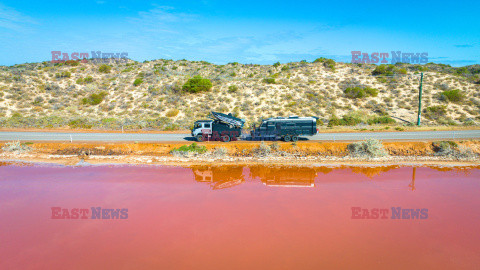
[222,135,231,142]
[292,136,298,142]
[196,135,204,142]
[284,135,291,142]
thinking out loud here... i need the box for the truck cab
[191,120,213,139]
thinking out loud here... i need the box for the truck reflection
[190,165,475,191]
[192,166,245,190]
[248,165,318,187]
[192,165,323,189]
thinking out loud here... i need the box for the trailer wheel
[196,135,204,142]
[222,135,231,142]
[292,136,298,142]
[284,135,291,142]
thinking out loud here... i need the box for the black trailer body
[211,120,242,140]
[250,116,317,141]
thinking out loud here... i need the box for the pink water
[1,163,479,269]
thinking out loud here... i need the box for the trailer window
[204,123,211,128]
[267,122,275,131]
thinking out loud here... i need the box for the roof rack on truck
[209,111,245,128]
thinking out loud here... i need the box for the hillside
[0,59,479,130]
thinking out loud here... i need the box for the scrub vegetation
[347,139,388,158]
[0,59,478,131]
[170,143,207,157]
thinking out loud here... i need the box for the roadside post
[417,72,424,126]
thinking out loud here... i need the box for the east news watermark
[351,207,428,219]
[351,51,428,64]
[51,51,129,64]
[51,207,128,219]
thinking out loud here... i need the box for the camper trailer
[250,116,318,141]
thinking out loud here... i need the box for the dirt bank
[1,140,478,166]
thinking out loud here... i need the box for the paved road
[0,130,479,142]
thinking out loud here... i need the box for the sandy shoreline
[1,153,479,168]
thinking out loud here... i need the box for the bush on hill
[182,76,213,93]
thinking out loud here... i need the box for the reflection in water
[190,165,453,191]
[409,167,416,191]
[192,165,326,189]
[192,166,245,190]
[249,165,318,187]
[0,161,31,167]
[349,165,400,178]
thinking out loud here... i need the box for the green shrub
[33,96,44,105]
[76,76,93,84]
[432,141,457,156]
[432,141,477,159]
[344,87,378,99]
[313,57,336,71]
[68,118,93,129]
[65,60,80,66]
[455,67,468,76]
[347,139,388,158]
[424,105,447,120]
[170,143,207,154]
[368,116,396,125]
[364,87,378,97]
[327,115,342,127]
[82,91,107,106]
[273,62,281,67]
[252,141,272,157]
[182,75,213,93]
[328,114,362,127]
[263,78,276,84]
[166,109,179,117]
[372,64,397,76]
[133,78,143,86]
[1,140,32,152]
[441,89,464,103]
[55,71,71,78]
[228,85,239,93]
[211,147,228,157]
[329,111,394,127]
[98,64,111,73]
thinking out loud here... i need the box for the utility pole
[417,72,424,126]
